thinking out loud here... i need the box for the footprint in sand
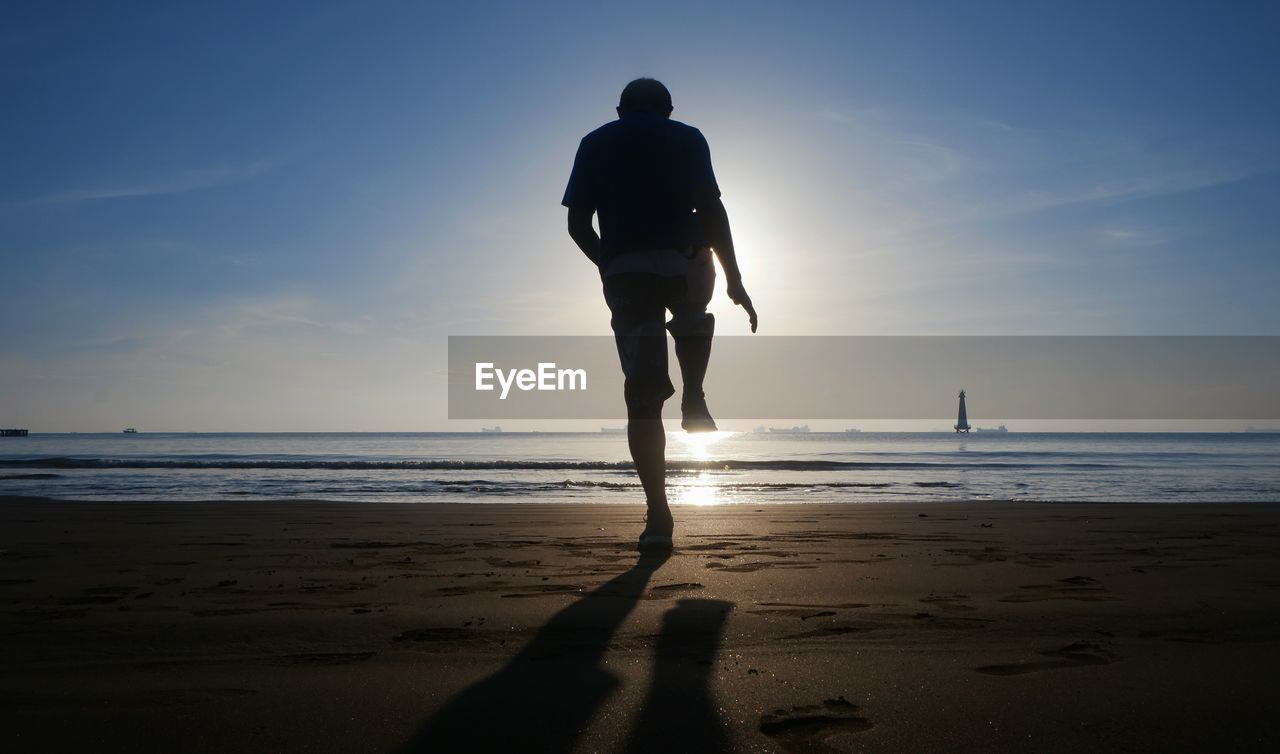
[681,540,748,552]
[640,582,705,600]
[760,697,873,753]
[974,641,1117,676]
[756,602,872,610]
[63,585,137,605]
[499,584,584,598]
[706,561,773,573]
[919,593,976,612]
[997,575,1112,603]
[278,651,376,666]
[940,546,1009,565]
[392,627,482,645]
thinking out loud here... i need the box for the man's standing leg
[628,401,672,537]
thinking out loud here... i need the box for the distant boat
[844,428,862,433]
[600,427,627,434]
[480,426,503,433]
[976,425,1008,433]
[768,425,810,434]
[122,428,138,434]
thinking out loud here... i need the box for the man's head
[617,78,673,118]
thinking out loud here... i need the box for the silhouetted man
[563,78,757,551]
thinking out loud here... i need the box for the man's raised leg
[671,312,717,433]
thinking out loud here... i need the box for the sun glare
[670,430,735,506]
[674,429,734,460]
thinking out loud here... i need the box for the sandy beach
[2,497,1278,752]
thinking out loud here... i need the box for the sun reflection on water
[670,430,734,506]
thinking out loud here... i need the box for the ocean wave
[0,456,1115,472]
[560,480,896,489]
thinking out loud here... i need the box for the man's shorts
[601,247,715,412]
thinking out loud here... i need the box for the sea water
[1,432,1278,504]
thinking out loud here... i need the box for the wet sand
[2,497,1279,752]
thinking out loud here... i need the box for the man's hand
[726,277,758,333]
[701,198,755,332]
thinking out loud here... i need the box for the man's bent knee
[666,311,714,338]
[625,392,669,420]
[623,374,674,419]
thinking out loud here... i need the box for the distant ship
[844,428,862,433]
[976,425,1008,433]
[122,428,138,434]
[600,427,627,434]
[1,428,29,437]
[480,426,503,433]
[768,425,811,434]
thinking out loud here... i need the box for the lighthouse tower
[954,389,971,433]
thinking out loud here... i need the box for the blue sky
[2,1,1278,430]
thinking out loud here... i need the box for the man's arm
[698,195,758,332]
[567,207,601,266]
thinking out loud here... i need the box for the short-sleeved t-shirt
[562,114,720,270]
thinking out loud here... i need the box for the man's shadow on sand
[399,551,734,753]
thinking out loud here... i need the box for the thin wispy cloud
[214,295,371,339]
[996,164,1275,216]
[803,102,1278,234]
[23,156,288,205]
[1096,226,1170,246]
